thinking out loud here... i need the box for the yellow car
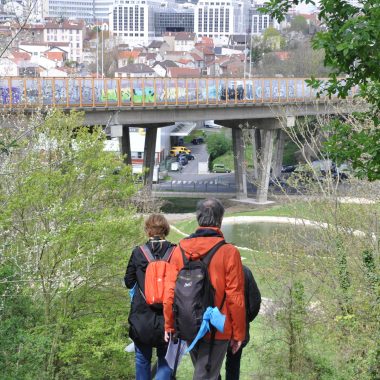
[171,146,192,154]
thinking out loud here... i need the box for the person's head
[144,214,170,238]
[196,198,225,228]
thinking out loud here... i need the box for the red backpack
[140,244,176,306]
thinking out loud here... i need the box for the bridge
[1,76,357,202]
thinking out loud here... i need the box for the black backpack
[243,265,261,322]
[173,240,226,342]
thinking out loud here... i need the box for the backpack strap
[139,244,155,263]
[179,243,189,266]
[179,240,225,266]
[162,245,176,262]
[202,240,226,267]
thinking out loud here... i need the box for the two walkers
[125,199,260,380]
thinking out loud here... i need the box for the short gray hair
[196,198,225,228]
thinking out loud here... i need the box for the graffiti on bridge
[0,77,346,107]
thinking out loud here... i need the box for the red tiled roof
[177,58,192,64]
[274,51,290,61]
[44,51,65,61]
[168,67,201,78]
[11,51,31,63]
[118,50,140,59]
[201,37,214,46]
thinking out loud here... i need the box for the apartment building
[109,0,162,46]
[43,21,85,62]
[194,0,249,44]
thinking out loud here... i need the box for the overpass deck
[0,76,354,111]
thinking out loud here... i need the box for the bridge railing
[0,77,356,109]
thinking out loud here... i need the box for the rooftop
[117,63,155,74]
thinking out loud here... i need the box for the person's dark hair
[196,198,225,228]
[144,214,170,238]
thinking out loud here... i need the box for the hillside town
[0,0,327,78]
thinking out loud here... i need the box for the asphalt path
[169,140,234,183]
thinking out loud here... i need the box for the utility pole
[96,24,99,79]
[101,23,104,77]
[249,22,253,78]
[244,32,247,78]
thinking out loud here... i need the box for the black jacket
[243,265,261,346]
[125,239,176,347]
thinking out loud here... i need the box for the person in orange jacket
[164,198,246,380]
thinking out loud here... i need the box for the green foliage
[251,44,264,65]
[263,26,281,39]
[206,131,232,157]
[283,139,298,165]
[323,118,380,181]
[261,0,380,181]
[290,15,309,34]
[0,265,52,380]
[206,132,232,170]
[0,110,144,378]
[59,315,134,379]
[261,0,380,105]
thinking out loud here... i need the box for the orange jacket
[163,227,246,341]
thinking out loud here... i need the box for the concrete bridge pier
[232,126,248,200]
[272,130,286,177]
[250,128,261,180]
[120,125,132,165]
[143,127,158,189]
[251,117,295,203]
[255,128,276,203]
[216,120,248,200]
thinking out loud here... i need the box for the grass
[211,146,254,171]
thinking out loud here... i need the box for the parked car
[171,146,192,154]
[281,165,297,173]
[178,153,195,161]
[334,163,352,180]
[177,155,188,166]
[191,137,204,145]
[212,163,231,173]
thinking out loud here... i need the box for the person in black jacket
[125,214,175,380]
[219,265,261,380]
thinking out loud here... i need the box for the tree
[207,132,232,158]
[324,117,380,181]
[261,0,380,180]
[0,110,144,378]
[290,15,309,34]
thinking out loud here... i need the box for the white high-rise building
[109,0,164,46]
[47,0,94,21]
[249,8,274,35]
[194,0,249,44]
[94,0,114,20]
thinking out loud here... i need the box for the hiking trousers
[189,339,229,380]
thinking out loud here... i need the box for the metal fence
[0,76,355,109]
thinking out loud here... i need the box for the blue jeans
[135,343,172,380]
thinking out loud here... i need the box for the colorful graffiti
[0,77,344,108]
